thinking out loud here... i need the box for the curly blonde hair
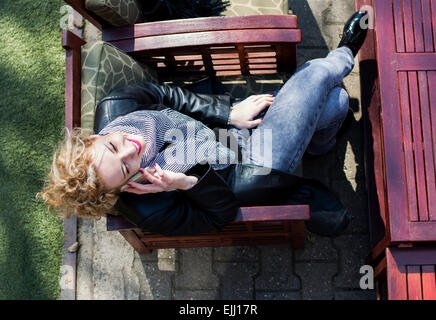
[37,128,120,220]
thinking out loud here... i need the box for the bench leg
[289,221,305,248]
[119,230,153,254]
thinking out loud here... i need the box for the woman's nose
[119,139,137,160]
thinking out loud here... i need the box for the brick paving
[76,0,377,300]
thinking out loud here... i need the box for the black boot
[337,10,369,56]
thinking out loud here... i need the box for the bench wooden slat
[107,29,301,53]
[107,205,310,231]
[102,15,299,42]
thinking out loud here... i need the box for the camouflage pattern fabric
[81,41,157,131]
[224,0,289,16]
[85,0,143,26]
[85,0,289,27]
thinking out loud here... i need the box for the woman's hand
[123,163,198,195]
[229,94,275,129]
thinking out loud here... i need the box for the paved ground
[76,0,377,300]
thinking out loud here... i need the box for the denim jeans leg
[244,47,355,174]
[306,86,350,155]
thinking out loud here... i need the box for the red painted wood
[355,0,391,256]
[108,29,301,53]
[407,72,428,221]
[421,0,434,52]
[402,0,416,52]
[385,247,436,300]
[398,72,419,222]
[432,0,436,51]
[119,230,152,254]
[386,248,408,300]
[411,0,424,53]
[429,71,436,221]
[393,0,405,52]
[103,15,299,41]
[62,30,85,130]
[406,265,423,300]
[418,71,436,221]
[64,0,104,29]
[107,205,310,231]
[422,265,436,299]
[374,0,436,242]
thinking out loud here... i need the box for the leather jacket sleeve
[94,82,232,133]
[114,163,239,236]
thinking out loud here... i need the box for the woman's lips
[127,138,142,155]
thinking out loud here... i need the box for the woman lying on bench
[39,11,368,237]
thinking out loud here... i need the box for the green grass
[0,0,66,299]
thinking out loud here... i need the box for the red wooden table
[357,0,436,258]
[356,0,436,299]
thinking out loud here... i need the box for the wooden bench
[356,0,436,299]
[62,2,309,253]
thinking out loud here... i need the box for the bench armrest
[107,204,310,231]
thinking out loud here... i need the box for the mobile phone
[120,167,152,192]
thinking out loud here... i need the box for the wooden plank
[398,71,419,222]
[102,15,299,41]
[421,0,435,52]
[108,29,302,53]
[108,205,310,231]
[119,230,152,254]
[396,53,436,70]
[235,205,310,222]
[386,248,408,299]
[418,71,436,221]
[421,265,436,299]
[386,247,436,300]
[236,45,249,75]
[375,0,410,242]
[432,0,436,52]
[406,265,423,300]
[411,0,424,52]
[428,71,436,221]
[402,0,416,52]
[407,72,429,221]
[356,0,390,256]
[393,0,405,52]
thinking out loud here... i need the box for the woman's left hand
[229,94,275,129]
[123,163,198,195]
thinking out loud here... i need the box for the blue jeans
[232,47,355,174]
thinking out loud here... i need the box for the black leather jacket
[95,82,351,237]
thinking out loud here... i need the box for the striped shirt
[98,109,235,173]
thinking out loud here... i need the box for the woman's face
[91,132,146,191]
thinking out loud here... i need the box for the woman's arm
[94,82,275,133]
[115,163,239,236]
[96,82,233,129]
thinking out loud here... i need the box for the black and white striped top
[98,109,235,173]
